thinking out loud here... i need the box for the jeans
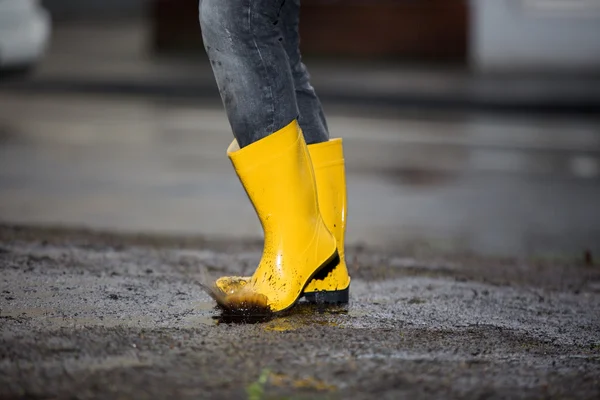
[199,0,329,148]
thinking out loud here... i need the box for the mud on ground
[1,225,599,399]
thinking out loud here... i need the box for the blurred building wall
[298,0,467,60]
[150,0,468,62]
[471,0,600,73]
[42,0,149,20]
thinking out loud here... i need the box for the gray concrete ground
[1,226,599,399]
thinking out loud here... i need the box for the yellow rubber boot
[209,120,338,314]
[302,138,351,303]
[215,138,351,304]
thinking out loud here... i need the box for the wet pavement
[0,91,599,257]
[1,226,599,399]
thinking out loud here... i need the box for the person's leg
[198,0,338,314]
[213,1,350,304]
[199,0,298,148]
[278,0,329,145]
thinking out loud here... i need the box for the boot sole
[303,286,349,304]
[302,255,350,304]
[282,249,342,311]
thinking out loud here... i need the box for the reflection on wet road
[0,92,599,256]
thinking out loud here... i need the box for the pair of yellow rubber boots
[212,119,350,314]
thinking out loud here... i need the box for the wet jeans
[199,0,329,148]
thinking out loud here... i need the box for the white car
[0,0,51,72]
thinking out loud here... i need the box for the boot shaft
[227,121,321,249]
[308,139,347,258]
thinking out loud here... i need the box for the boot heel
[303,287,349,304]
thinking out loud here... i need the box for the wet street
[0,91,599,256]
[1,90,599,399]
[1,20,600,400]
[1,226,599,399]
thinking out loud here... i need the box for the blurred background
[1,0,599,258]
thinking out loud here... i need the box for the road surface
[1,225,599,399]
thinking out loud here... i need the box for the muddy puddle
[211,301,350,329]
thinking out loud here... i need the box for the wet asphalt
[1,91,599,258]
[1,225,599,399]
